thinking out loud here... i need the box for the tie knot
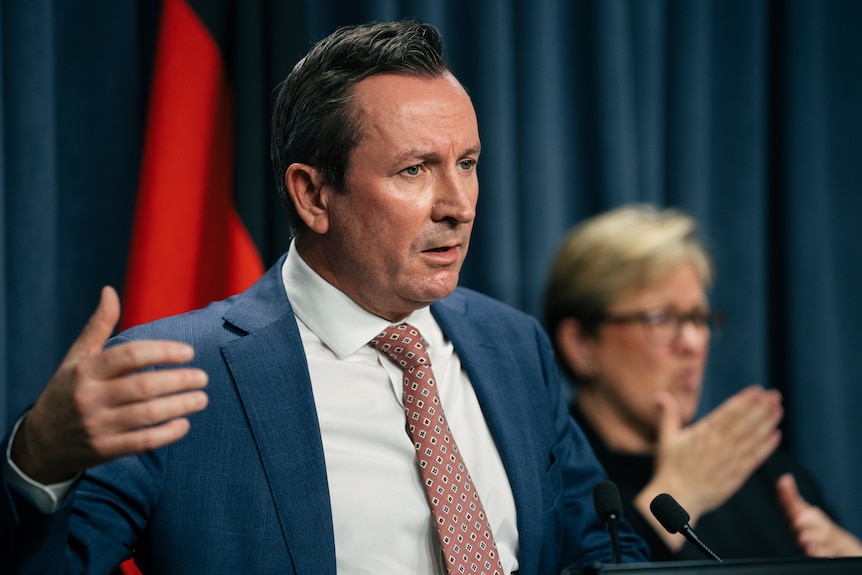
[371,323,431,369]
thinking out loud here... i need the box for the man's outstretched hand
[10,286,208,484]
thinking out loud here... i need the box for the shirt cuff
[4,414,80,513]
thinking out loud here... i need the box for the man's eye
[459,159,476,170]
[403,165,421,176]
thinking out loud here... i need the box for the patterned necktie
[371,323,504,575]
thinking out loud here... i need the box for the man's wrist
[5,414,81,513]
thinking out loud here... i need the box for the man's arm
[5,415,80,512]
[10,286,208,485]
[1,286,208,569]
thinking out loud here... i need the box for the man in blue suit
[1,20,647,574]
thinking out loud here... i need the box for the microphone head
[593,480,623,522]
[650,493,690,534]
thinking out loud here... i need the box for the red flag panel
[121,0,264,331]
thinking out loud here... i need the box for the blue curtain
[3,0,861,537]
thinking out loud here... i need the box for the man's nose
[432,170,477,225]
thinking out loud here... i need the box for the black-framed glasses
[599,309,724,345]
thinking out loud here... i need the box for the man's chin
[426,268,462,293]
[422,286,458,304]
[411,282,459,307]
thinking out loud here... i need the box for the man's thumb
[64,286,121,361]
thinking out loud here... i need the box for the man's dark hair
[271,20,450,236]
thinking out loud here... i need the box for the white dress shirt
[282,242,519,574]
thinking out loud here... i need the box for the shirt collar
[282,241,436,359]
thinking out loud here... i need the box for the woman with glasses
[543,204,862,561]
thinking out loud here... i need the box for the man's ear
[555,318,600,379]
[285,163,330,234]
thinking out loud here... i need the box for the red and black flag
[120,0,265,331]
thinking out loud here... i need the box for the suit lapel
[215,264,544,574]
[220,259,336,574]
[432,292,544,570]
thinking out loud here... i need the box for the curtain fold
[3,0,861,538]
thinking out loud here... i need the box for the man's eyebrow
[395,145,482,164]
[395,149,440,164]
[462,144,482,157]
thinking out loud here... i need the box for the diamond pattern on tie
[372,323,503,575]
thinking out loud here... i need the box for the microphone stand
[680,523,722,562]
[605,512,621,564]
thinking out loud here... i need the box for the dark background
[3,0,861,537]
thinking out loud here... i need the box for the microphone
[650,493,722,562]
[593,480,623,564]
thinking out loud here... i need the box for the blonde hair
[543,204,713,344]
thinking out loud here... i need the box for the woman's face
[589,262,711,442]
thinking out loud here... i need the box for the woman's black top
[572,406,833,561]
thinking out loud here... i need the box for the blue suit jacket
[0,257,647,574]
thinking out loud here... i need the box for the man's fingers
[60,288,196,381]
[101,368,209,405]
[89,340,197,380]
[90,417,196,462]
[20,385,208,482]
[98,390,209,437]
[63,286,122,363]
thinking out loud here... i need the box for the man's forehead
[351,73,478,140]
